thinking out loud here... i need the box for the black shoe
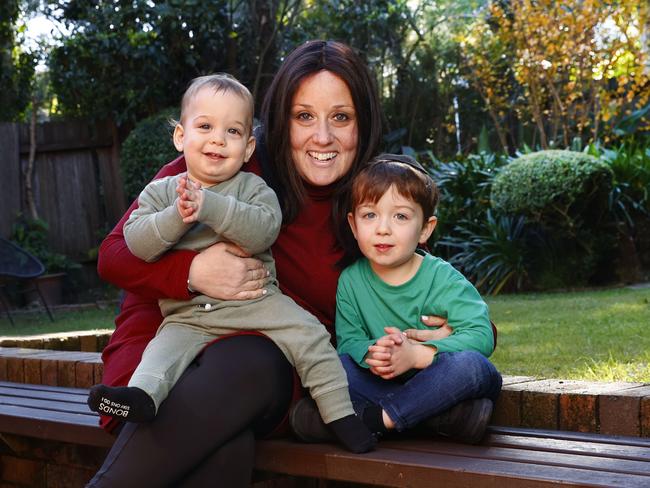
[289,397,334,442]
[423,398,493,444]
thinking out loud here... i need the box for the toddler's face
[348,185,436,280]
[173,87,255,187]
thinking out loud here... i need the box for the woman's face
[289,70,359,187]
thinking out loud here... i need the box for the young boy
[87,74,375,454]
[335,153,501,444]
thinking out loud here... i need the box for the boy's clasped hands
[176,174,203,223]
[365,316,453,380]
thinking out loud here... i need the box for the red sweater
[97,153,344,432]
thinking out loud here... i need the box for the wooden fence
[0,119,126,261]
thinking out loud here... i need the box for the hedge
[120,107,180,203]
[491,149,613,221]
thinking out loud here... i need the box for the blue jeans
[340,351,502,432]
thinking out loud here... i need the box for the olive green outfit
[123,171,354,423]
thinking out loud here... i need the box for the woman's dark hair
[260,40,383,232]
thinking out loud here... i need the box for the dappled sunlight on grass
[486,287,650,382]
[574,354,650,382]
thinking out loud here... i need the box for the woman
[90,40,499,487]
[90,40,381,487]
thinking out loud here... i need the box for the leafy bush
[597,141,650,222]
[491,150,616,287]
[491,150,614,225]
[588,139,650,280]
[120,107,180,203]
[10,215,79,274]
[439,211,532,295]
[426,151,507,254]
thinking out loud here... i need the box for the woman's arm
[422,276,494,357]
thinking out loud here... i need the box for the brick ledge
[0,331,112,352]
[0,347,648,438]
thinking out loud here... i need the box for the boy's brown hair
[350,154,440,221]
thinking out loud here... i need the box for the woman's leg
[179,428,255,488]
[88,335,293,488]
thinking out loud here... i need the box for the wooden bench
[1,381,649,487]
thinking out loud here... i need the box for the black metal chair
[0,237,54,325]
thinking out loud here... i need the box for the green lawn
[1,287,648,382]
[487,286,650,382]
[0,307,116,337]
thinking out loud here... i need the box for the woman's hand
[188,242,269,300]
[404,315,453,342]
[365,327,436,380]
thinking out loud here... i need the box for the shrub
[598,141,650,225]
[491,150,614,226]
[439,211,532,295]
[120,107,180,203]
[491,150,615,287]
[427,151,507,255]
[10,215,79,274]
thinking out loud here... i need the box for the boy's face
[173,87,255,187]
[348,185,436,281]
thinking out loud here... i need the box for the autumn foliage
[462,0,650,152]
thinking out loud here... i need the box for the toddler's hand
[176,175,203,223]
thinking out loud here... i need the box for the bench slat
[0,403,99,427]
[0,381,90,396]
[0,385,88,404]
[255,439,650,487]
[488,434,650,462]
[0,405,113,447]
[380,439,650,476]
[0,394,93,415]
[490,425,650,448]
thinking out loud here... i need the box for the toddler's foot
[423,398,493,444]
[289,397,376,453]
[329,414,377,454]
[87,385,156,423]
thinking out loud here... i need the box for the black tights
[88,335,293,487]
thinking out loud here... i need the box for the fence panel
[0,123,21,238]
[0,119,126,260]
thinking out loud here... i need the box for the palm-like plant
[439,210,530,295]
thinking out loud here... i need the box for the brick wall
[492,376,650,437]
[0,348,103,388]
[0,435,107,488]
[0,331,111,354]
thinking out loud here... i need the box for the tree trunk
[24,96,39,220]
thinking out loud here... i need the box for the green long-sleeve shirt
[336,252,494,368]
